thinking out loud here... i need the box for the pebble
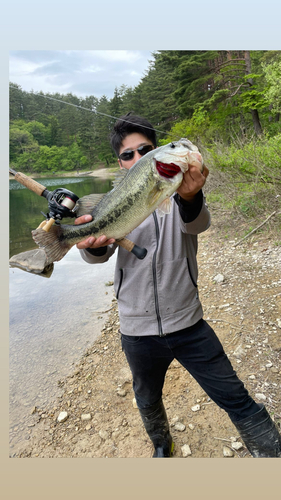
[174,422,186,432]
[81,414,91,421]
[231,441,243,450]
[255,393,266,401]
[223,446,234,457]
[99,430,109,440]
[181,444,192,457]
[188,424,195,430]
[213,274,225,284]
[248,375,256,380]
[117,389,127,397]
[132,398,138,409]
[191,404,201,412]
[233,345,246,358]
[85,424,92,431]
[57,411,68,423]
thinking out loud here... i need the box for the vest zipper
[152,212,164,337]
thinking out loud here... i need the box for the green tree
[262,57,281,116]
[9,126,39,162]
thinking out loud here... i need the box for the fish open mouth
[155,161,182,178]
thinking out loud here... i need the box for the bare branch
[233,211,277,247]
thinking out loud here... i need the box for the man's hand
[177,163,209,202]
[74,214,115,250]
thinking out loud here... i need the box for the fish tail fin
[32,225,72,264]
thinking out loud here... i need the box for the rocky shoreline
[10,211,281,458]
[9,167,117,181]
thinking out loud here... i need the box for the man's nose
[133,151,142,163]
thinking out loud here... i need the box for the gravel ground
[10,209,281,458]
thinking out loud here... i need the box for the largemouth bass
[32,138,204,264]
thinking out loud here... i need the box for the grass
[202,135,281,245]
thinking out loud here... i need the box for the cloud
[9,50,153,99]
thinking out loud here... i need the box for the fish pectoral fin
[157,197,172,217]
[147,185,163,208]
[76,194,105,217]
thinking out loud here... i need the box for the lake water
[9,175,117,455]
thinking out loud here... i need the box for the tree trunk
[244,51,263,135]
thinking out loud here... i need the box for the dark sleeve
[85,246,108,257]
[173,190,203,223]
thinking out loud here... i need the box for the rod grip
[116,238,147,260]
[13,171,46,196]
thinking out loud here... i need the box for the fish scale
[32,138,203,264]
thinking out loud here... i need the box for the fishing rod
[9,84,181,140]
[9,167,147,259]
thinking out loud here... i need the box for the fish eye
[170,143,175,148]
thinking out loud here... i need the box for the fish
[32,138,204,264]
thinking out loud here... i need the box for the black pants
[121,319,260,423]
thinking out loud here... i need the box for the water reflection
[9,176,112,257]
[9,175,116,455]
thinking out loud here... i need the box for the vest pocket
[186,258,197,288]
[116,268,124,299]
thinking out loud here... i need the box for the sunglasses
[119,144,153,162]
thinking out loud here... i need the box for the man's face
[118,132,155,170]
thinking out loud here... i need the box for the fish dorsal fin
[157,197,172,217]
[76,194,105,217]
[112,168,129,189]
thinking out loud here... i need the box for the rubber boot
[233,404,281,457]
[138,398,174,457]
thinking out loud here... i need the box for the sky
[9,50,153,99]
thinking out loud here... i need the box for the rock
[117,367,132,386]
[81,414,91,421]
[233,344,246,358]
[188,424,195,430]
[57,411,68,423]
[117,389,127,397]
[191,404,201,412]
[255,393,266,401]
[174,422,186,432]
[181,444,192,457]
[248,375,256,380]
[171,416,180,425]
[99,430,109,440]
[213,274,225,284]
[231,441,243,450]
[85,424,92,431]
[223,446,234,457]
[132,398,138,409]
[265,362,273,368]
[9,248,54,276]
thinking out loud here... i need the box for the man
[75,114,281,458]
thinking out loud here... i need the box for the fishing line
[9,84,180,140]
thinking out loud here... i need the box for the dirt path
[11,212,281,458]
